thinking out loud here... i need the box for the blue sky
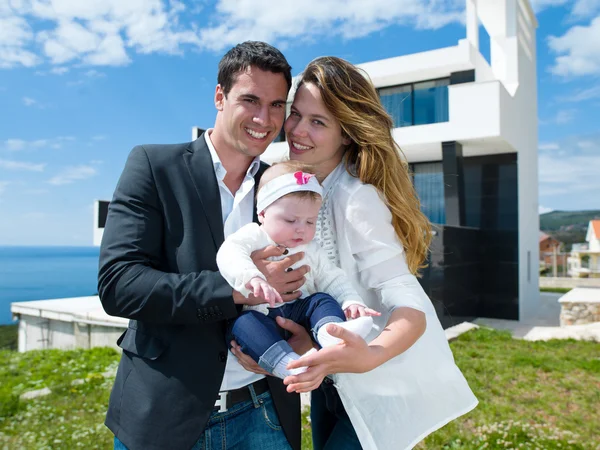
[0,0,599,246]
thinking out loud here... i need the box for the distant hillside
[540,210,600,250]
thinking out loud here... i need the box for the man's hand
[230,317,315,374]
[251,245,309,302]
[276,316,315,355]
[245,277,281,307]
[344,304,381,320]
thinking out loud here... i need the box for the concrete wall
[18,315,124,352]
[540,277,600,289]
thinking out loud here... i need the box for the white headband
[256,171,323,213]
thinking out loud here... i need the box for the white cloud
[529,0,569,12]
[539,205,554,214]
[0,181,9,196]
[577,139,598,149]
[0,0,465,69]
[538,135,600,206]
[198,0,463,52]
[571,0,600,18]
[50,66,69,75]
[85,69,105,78]
[559,85,600,102]
[24,188,49,194]
[0,159,46,172]
[22,212,46,220]
[91,135,106,141]
[1,0,201,68]
[539,142,560,150]
[540,109,576,125]
[22,96,37,106]
[49,165,97,185]
[0,15,40,68]
[548,16,600,76]
[1,136,75,151]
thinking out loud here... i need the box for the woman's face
[285,83,350,179]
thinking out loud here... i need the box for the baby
[217,161,379,379]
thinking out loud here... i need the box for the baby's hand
[246,277,282,307]
[344,304,381,320]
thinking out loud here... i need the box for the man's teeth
[293,142,310,151]
[246,128,267,139]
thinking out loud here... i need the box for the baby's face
[260,195,321,248]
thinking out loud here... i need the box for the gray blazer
[98,135,300,450]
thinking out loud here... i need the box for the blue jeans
[311,378,362,450]
[114,389,291,450]
[228,293,345,373]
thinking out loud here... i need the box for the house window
[379,85,412,128]
[378,78,449,128]
[413,162,446,224]
[413,79,449,125]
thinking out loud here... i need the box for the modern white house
[568,220,600,278]
[94,0,539,325]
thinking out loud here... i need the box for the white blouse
[315,163,478,450]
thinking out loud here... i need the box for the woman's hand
[284,324,380,393]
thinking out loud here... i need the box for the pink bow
[294,171,314,185]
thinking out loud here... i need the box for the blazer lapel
[183,135,224,250]
[253,162,270,224]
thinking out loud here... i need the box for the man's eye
[284,219,295,223]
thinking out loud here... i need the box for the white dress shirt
[204,130,265,391]
[315,162,478,450]
[216,223,365,314]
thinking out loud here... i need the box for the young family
[98,41,478,450]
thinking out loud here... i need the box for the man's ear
[258,211,265,224]
[215,85,225,111]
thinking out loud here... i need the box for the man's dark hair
[218,41,292,96]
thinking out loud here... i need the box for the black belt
[214,378,270,413]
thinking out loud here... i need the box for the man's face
[214,66,289,159]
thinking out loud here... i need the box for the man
[99,41,307,450]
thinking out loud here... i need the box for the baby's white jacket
[216,223,365,312]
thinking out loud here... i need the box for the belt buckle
[215,391,228,413]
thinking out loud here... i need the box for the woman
[234,56,478,450]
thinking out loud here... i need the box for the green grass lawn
[1,328,598,449]
[539,287,572,294]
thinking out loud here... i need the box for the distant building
[539,232,566,270]
[568,220,600,278]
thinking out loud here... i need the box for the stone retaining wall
[560,302,600,326]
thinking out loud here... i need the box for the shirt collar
[204,129,261,180]
[321,161,346,197]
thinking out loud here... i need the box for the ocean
[0,246,100,325]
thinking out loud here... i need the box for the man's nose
[253,105,270,126]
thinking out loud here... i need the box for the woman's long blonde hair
[298,56,432,275]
